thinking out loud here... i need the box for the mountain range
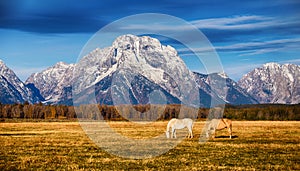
[1,35,299,106]
[238,62,300,104]
[0,60,44,104]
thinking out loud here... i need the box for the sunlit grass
[0,121,299,170]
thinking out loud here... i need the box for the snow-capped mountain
[26,62,75,103]
[24,34,259,107]
[238,62,300,104]
[71,34,257,106]
[0,60,44,104]
[193,72,258,105]
[72,34,202,106]
[3,36,299,106]
[22,35,300,106]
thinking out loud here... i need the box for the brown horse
[206,118,232,139]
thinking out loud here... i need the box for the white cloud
[178,37,300,56]
[238,48,281,56]
[280,59,300,65]
[225,58,300,81]
[192,15,300,31]
[121,15,299,32]
[191,15,274,30]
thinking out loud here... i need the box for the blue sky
[0,0,299,81]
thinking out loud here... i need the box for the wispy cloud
[280,59,300,65]
[191,15,299,30]
[191,15,273,30]
[225,58,300,81]
[238,48,281,56]
[119,14,300,47]
[121,15,300,32]
[178,37,300,56]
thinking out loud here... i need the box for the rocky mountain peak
[216,72,229,79]
[54,61,72,68]
[263,62,280,68]
[0,60,43,104]
[26,61,75,101]
[112,34,160,48]
[72,34,196,106]
[238,62,300,104]
[0,60,15,76]
[22,35,261,106]
[111,34,178,63]
[3,35,299,106]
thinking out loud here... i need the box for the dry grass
[0,121,299,170]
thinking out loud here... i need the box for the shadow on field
[0,133,39,136]
[215,135,238,139]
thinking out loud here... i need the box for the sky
[0,0,299,81]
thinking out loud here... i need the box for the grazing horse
[166,118,194,139]
[206,118,232,139]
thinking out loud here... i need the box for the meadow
[0,121,299,170]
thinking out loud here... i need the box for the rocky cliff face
[24,35,261,107]
[20,35,299,106]
[72,34,201,106]
[26,62,75,103]
[0,60,44,104]
[193,72,258,105]
[238,62,300,104]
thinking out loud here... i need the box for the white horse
[166,118,194,139]
[206,118,232,139]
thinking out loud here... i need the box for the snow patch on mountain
[73,34,198,106]
[238,62,300,104]
[26,61,75,101]
[0,60,43,104]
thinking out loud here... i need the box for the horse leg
[206,129,209,138]
[172,128,176,138]
[213,129,216,139]
[187,130,191,138]
[189,131,194,138]
[186,127,190,138]
[188,127,193,138]
[229,125,232,139]
[173,129,177,139]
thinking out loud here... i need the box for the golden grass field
[0,121,299,170]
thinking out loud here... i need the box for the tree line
[223,104,300,120]
[0,102,299,121]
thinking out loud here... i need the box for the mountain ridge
[1,35,299,106]
[25,61,75,103]
[0,60,44,104]
[238,62,300,104]
[25,35,258,107]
